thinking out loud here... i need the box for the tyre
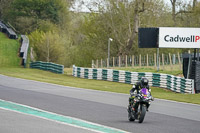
[138,104,146,123]
[127,106,135,121]
[128,111,135,121]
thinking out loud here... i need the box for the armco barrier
[30,61,64,74]
[73,65,195,94]
[20,35,29,67]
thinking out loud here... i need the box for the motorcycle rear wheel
[128,111,135,121]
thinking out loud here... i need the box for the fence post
[119,56,121,67]
[92,60,94,68]
[159,56,161,69]
[126,55,128,67]
[132,55,134,67]
[178,52,181,70]
[146,54,149,67]
[113,57,115,67]
[162,53,165,70]
[154,53,156,69]
[107,58,109,68]
[96,60,98,68]
[101,59,103,68]
[139,54,141,67]
[169,53,173,70]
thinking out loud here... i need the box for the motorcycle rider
[128,77,151,113]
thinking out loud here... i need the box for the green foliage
[6,0,69,33]
[0,0,13,20]
[70,0,176,66]
[183,2,200,27]
[69,0,200,67]
[1,0,200,67]
[29,30,66,64]
[11,0,64,22]
[1,0,73,67]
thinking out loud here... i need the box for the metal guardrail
[30,61,64,74]
[73,65,195,94]
[20,35,29,67]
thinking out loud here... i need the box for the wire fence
[92,53,182,70]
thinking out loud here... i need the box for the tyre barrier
[73,65,195,94]
[30,61,64,74]
[0,20,17,39]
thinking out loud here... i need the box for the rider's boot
[127,105,131,113]
[146,103,150,112]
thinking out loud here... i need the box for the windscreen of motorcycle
[141,88,148,98]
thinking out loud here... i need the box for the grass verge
[0,67,199,105]
[111,65,182,76]
[0,33,21,67]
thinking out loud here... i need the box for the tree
[7,0,70,33]
[68,0,175,67]
[126,0,145,55]
[169,0,198,26]
[0,0,13,20]
[29,30,67,64]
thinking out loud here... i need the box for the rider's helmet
[141,77,149,88]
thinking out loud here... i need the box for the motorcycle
[127,88,153,123]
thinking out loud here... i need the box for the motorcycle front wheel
[138,104,146,123]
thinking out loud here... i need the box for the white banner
[159,27,200,48]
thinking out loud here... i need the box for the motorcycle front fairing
[136,88,152,110]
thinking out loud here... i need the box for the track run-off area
[0,74,200,133]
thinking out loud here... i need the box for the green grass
[0,33,21,67]
[0,68,131,93]
[0,68,199,105]
[112,65,182,76]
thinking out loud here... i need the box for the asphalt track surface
[0,74,200,133]
[0,109,94,133]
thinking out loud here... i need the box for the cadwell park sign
[138,27,200,93]
[159,27,200,48]
[138,27,200,48]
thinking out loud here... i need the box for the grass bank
[0,33,21,67]
[0,67,199,105]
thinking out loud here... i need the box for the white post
[157,48,159,71]
[92,60,94,68]
[125,55,128,67]
[192,79,195,94]
[108,38,113,68]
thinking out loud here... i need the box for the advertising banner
[159,27,200,48]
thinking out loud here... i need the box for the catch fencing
[92,53,182,70]
[30,61,64,74]
[73,65,195,94]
